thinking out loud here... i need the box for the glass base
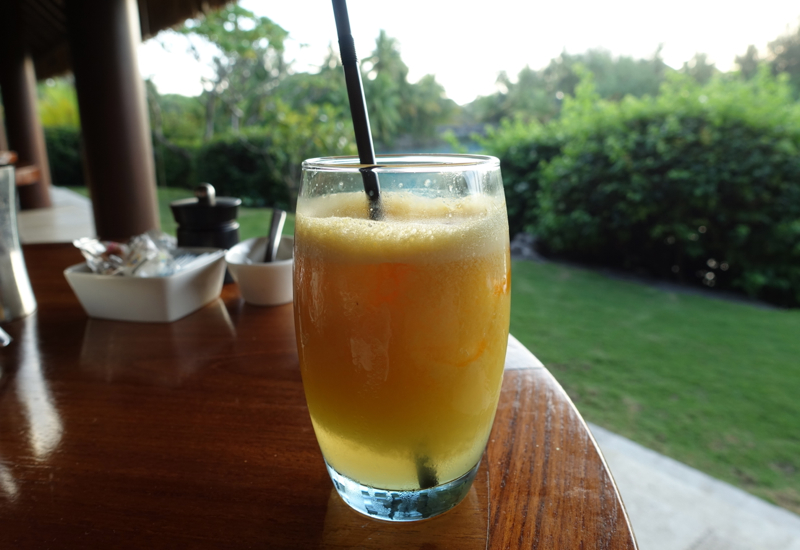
[325,460,480,522]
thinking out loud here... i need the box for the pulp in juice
[294,191,510,490]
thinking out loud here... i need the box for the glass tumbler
[294,154,511,521]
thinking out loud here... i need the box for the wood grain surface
[0,243,637,549]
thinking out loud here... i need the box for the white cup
[225,236,293,306]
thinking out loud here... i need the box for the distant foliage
[680,53,717,85]
[155,94,205,142]
[483,68,800,306]
[767,23,800,96]
[45,101,355,210]
[44,127,84,187]
[39,79,84,187]
[194,133,285,207]
[479,118,561,237]
[37,78,80,129]
[177,4,289,141]
[153,142,195,190]
[734,22,800,97]
[467,48,669,125]
[191,102,355,208]
[273,32,456,149]
[173,10,454,149]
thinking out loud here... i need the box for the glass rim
[302,154,500,172]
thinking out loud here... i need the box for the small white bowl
[225,236,294,306]
[64,248,226,323]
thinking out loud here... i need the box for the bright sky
[138,0,800,106]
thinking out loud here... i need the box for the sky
[138,0,800,106]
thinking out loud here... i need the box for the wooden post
[64,0,159,241]
[0,0,53,210]
[0,109,8,151]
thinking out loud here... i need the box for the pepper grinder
[170,183,241,283]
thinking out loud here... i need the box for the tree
[144,80,198,188]
[360,31,408,146]
[360,30,456,148]
[403,74,457,142]
[259,100,357,209]
[157,95,205,142]
[276,46,349,113]
[465,48,669,126]
[736,45,761,80]
[585,47,666,99]
[178,5,288,139]
[681,53,717,85]
[767,22,800,95]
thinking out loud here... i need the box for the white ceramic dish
[64,248,226,323]
[225,236,293,306]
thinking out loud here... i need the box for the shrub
[195,133,288,208]
[483,68,800,306]
[153,139,196,190]
[479,119,563,237]
[44,127,84,187]
[45,127,197,191]
[43,102,356,210]
[197,102,356,209]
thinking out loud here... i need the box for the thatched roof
[22,0,232,80]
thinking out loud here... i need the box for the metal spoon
[264,208,287,262]
[0,327,11,347]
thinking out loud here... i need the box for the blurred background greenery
[32,4,800,514]
[39,6,800,306]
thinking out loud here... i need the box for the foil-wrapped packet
[74,231,195,277]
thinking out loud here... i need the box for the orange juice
[294,191,510,490]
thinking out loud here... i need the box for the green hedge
[43,128,287,205]
[479,120,562,237]
[45,128,199,192]
[153,139,196,190]
[44,127,84,187]
[42,129,311,209]
[484,68,800,306]
[194,133,288,208]
[44,103,356,210]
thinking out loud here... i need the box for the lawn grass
[510,259,800,513]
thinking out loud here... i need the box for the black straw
[415,454,439,490]
[331,0,383,221]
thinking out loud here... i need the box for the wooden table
[0,243,638,549]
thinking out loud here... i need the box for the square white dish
[64,248,226,323]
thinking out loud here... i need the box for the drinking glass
[294,154,511,521]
